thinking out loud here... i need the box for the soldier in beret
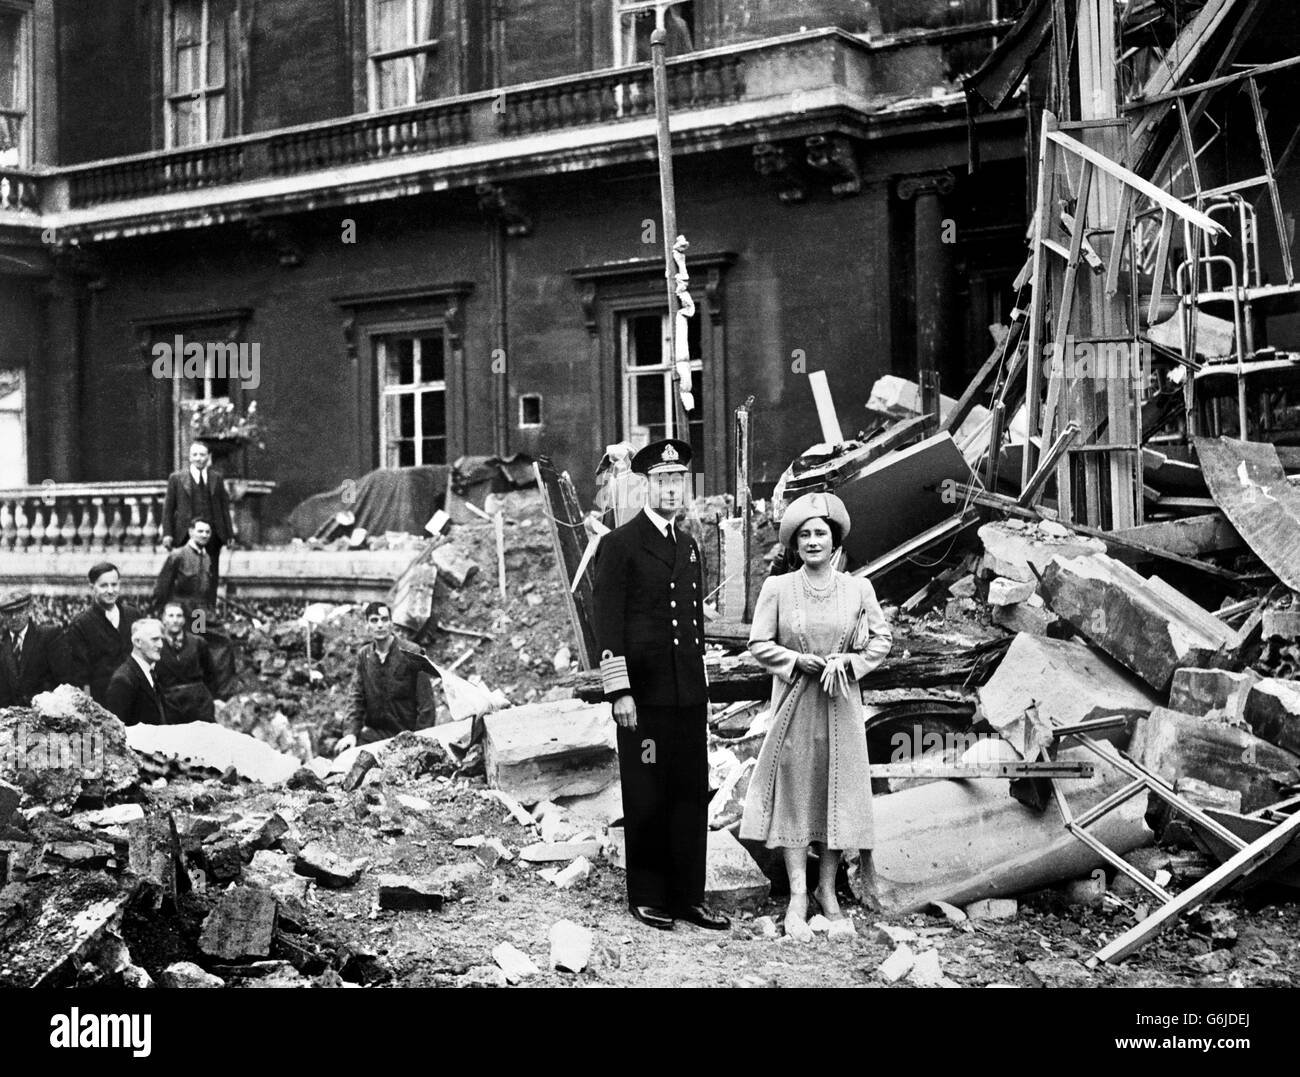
[592,438,729,932]
[0,591,61,707]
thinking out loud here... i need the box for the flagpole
[650,21,689,443]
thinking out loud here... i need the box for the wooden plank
[1022,114,1056,486]
[1110,513,1242,559]
[870,761,1094,780]
[1193,436,1300,590]
[1019,420,1079,506]
[1089,809,1300,965]
[534,458,599,669]
[1046,130,1227,236]
[567,637,1013,704]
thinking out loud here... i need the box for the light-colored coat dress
[739,569,893,850]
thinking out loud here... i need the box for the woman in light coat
[739,492,892,938]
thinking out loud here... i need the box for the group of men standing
[0,442,234,727]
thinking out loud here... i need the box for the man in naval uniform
[592,438,729,932]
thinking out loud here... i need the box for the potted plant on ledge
[188,400,267,461]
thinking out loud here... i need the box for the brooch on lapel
[689,549,697,563]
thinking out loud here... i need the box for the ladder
[1046,726,1248,906]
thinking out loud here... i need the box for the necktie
[9,632,18,663]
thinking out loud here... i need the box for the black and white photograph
[0,0,1298,1044]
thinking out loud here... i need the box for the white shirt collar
[132,653,155,686]
[643,505,674,538]
[191,466,207,485]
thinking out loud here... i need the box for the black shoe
[675,903,730,930]
[629,904,675,930]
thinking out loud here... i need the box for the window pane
[398,393,415,438]
[412,50,438,103]
[422,437,445,464]
[375,57,407,109]
[0,12,22,111]
[173,98,202,147]
[384,338,415,384]
[417,336,444,383]
[397,439,415,467]
[631,373,666,444]
[173,1,202,45]
[421,389,445,436]
[175,43,200,93]
[206,93,225,140]
[415,0,439,43]
[374,0,406,51]
[628,314,663,367]
[207,23,226,89]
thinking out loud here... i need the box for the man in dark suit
[105,618,168,726]
[0,591,62,707]
[155,602,217,724]
[59,562,141,707]
[162,441,234,604]
[592,438,728,933]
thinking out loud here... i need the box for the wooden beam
[945,482,1245,581]
[870,761,1094,780]
[1046,129,1227,235]
[1019,420,1079,506]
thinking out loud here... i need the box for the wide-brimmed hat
[631,438,692,476]
[778,491,851,547]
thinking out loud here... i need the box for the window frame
[374,327,451,468]
[612,0,696,68]
[332,282,473,474]
[0,368,27,486]
[570,251,735,497]
[0,0,32,167]
[366,0,442,111]
[163,0,229,149]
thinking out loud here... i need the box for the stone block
[978,521,1106,584]
[341,750,378,793]
[1130,707,1300,812]
[978,634,1159,754]
[704,829,770,911]
[1244,678,1300,755]
[1169,668,1260,722]
[549,919,592,973]
[1040,554,1239,691]
[430,544,479,588]
[877,944,915,983]
[519,839,602,863]
[160,961,225,989]
[199,886,277,961]
[483,699,618,804]
[492,942,539,984]
[990,598,1058,636]
[294,841,366,888]
[986,577,1036,607]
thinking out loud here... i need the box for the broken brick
[199,886,277,961]
[294,842,366,888]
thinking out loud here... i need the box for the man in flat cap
[592,438,729,932]
[59,562,141,707]
[0,592,61,707]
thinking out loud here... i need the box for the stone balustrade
[0,480,275,553]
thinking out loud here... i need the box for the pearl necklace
[799,566,836,602]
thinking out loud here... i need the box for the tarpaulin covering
[288,466,451,539]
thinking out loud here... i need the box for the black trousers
[615,702,708,911]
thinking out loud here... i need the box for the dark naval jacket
[592,509,708,708]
